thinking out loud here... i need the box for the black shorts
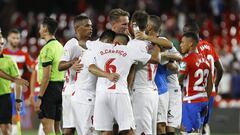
[0,94,12,124]
[38,81,63,121]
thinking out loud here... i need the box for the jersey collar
[46,39,56,44]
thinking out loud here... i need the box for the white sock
[11,124,18,135]
[38,123,45,135]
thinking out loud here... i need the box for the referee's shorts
[0,94,12,124]
[38,81,63,121]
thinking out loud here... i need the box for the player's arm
[39,65,51,97]
[29,69,37,106]
[25,53,34,72]
[127,64,137,90]
[15,76,22,112]
[160,52,182,61]
[135,31,172,49]
[0,69,28,87]
[88,64,120,83]
[214,59,224,93]
[206,69,213,99]
[178,73,186,86]
[58,58,82,71]
[178,61,188,87]
[35,64,51,112]
[148,46,161,64]
[166,61,179,73]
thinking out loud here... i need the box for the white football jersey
[71,49,97,104]
[166,46,181,89]
[91,40,151,94]
[131,39,158,91]
[61,38,86,95]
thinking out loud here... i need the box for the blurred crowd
[0,0,240,99]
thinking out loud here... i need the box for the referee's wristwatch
[15,99,23,103]
[38,96,43,100]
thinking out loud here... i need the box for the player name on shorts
[196,57,210,67]
[100,49,127,57]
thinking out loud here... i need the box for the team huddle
[0,8,223,135]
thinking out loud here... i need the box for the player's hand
[107,73,120,83]
[14,78,29,87]
[27,93,35,106]
[135,31,148,40]
[71,59,83,72]
[16,102,21,112]
[35,99,42,113]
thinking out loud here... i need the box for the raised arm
[160,52,183,61]
[135,31,172,49]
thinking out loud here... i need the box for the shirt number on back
[194,69,209,91]
[105,58,116,90]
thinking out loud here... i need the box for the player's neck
[189,47,198,54]
[44,35,55,43]
[8,44,18,52]
[78,40,87,49]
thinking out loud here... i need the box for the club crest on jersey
[180,62,186,70]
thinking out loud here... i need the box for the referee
[35,17,64,135]
[0,29,21,135]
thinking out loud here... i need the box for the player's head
[7,28,20,48]
[183,22,200,35]
[113,33,130,45]
[99,30,116,43]
[73,15,92,40]
[180,32,199,54]
[146,15,161,36]
[130,10,149,34]
[39,17,58,38]
[109,8,130,34]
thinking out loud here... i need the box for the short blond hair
[109,8,129,22]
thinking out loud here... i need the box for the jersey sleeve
[179,58,189,75]
[9,58,20,77]
[127,41,151,65]
[25,53,34,70]
[84,50,96,67]
[40,46,54,66]
[61,41,73,61]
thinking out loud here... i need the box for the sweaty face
[112,16,129,34]
[76,19,93,39]
[0,37,4,54]
[180,36,192,54]
[7,33,20,48]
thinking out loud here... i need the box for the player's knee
[54,121,61,132]
[157,122,167,133]
[1,125,11,135]
[119,129,134,135]
[63,128,75,135]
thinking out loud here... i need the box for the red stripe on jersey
[147,63,152,80]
